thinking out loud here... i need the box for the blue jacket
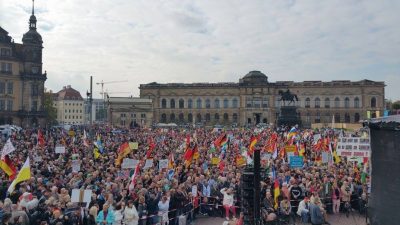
[96,210,115,225]
[309,203,324,225]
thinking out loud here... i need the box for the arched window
[188,113,193,123]
[324,98,330,108]
[205,99,211,109]
[315,98,320,108]
[345,113,350,123]
[354,113,360,122]
[335,97,340,108]
[205,113,211,122]
[232,98,238,108]
[233,113,238,122]
[178,113,184,122]
[196,113,202,122]
[215,113,220,121]
[223,113,229,121]
[305,98,310,108]
[214,99,220,108]
[223,99,229,108]
[371,97,377,108]
[170,99,175,109]
[334,113,340,123]
[161,99,167,109]
[179,99,184,109]
[170,113,175,122]
[188,98,193,109]
[196,99,202,109]
[161,113,167,123]
[354,97,360,108]
[344,97,350,108]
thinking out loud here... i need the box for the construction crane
[96,80,128,100]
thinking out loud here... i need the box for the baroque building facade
[52,85,84,125]
[139,71,385,127]
[0,2,47,127]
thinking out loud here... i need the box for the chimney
[67,85,71,89]
[63,86,66,90]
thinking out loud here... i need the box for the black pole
[253,148,261,225]
[89,76,93,125]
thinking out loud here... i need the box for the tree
[392,101,400,110]
[44,90,58,126]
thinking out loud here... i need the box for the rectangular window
[31,84,39,96]
[262,97,269,108]
[0,100,5,110]
[32,101,38,111]
[1,48,11,56]
[253,97,261,108]
[141,113,146,118]
[246,97,252,108]
[0,82,5,94]
[7,100,12,111]
[7,82,13,94]
[0,63,12,73]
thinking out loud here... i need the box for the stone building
[107,97,153,128]
[139,71,385,127]
[53,85,84,125]
[0,2,47,127]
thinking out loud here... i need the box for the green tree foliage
[44,90,58,126]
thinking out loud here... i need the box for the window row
[304,97,363,108]
[304,112,361,123]
[121,113,146,118]
[246,97,269,108]
[160,113,238,123]
[65,109,83,113]
[161,98,239,109]
[64,102,83,106]
[64,115,83,119]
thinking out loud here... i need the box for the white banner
[1,139,15,158]
[158,159,169,170]
[72,160,81,172]
[121,159,139,169]
[55,145,66,154]
[144,159,153,169]
[336,137,370,158]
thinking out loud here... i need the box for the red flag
[214,134,227,148]
[129,164,140,192]
[145,141,156,159]
[184,146,194,161]
[37,130,45,147]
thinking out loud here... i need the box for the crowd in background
[0,124,370,225]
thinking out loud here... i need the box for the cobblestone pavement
[195,212,368,225]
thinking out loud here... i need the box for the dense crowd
[0,124,370,225]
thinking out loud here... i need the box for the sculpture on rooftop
[278,89,298,106]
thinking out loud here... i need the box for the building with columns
[139,71,385,127]
[0,1,47,127]
[107,97,153,128]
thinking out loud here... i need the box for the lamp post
[86,76,93,126]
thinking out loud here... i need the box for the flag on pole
[129,164,140,191]
[273,179,280,209]
[93,148,100,159]
[248,135,258,156]
[37,130,45,147]
[1,139,15,157]
[0,155,16,180]
[83,130,89,147]
[7,157,31,193]
[168,152,175,169]
[94,135,104,153]
[115,142,132,166]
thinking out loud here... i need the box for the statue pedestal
[277,106,302,127]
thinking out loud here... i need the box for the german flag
[0,155,16,180]
[214,134,228,148]
[248,135,258,155]
[115,142,132,166]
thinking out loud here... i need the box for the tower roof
[22,0,42,45]
[239,71,269,84]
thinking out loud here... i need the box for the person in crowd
[124,200,139,225]
[220,187,236,220]
[332,182,341,214]
[96,203,115,225]
[297,197,310,223]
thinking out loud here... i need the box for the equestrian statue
[278,89,298,106]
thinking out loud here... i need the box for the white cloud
[1,0,399,99]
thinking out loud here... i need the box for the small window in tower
[32,67,39,74]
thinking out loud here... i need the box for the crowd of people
[0,124,370,225]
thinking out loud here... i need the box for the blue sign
[290,156,304,168]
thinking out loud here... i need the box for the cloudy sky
[1,0,399,99]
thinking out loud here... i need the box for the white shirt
[220,188,234,207]
[124,206,139,225]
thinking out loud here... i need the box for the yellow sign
[68,130,75,136]
[129,142,139,150]
[211,157,220,165]
[284,145,296,152]
[236,157,246,167]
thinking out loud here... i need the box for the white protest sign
[1,139,15,157]
[336,137,371,158]
[121,159,139,169]
[71,189,92,203]
[34,156,42,162]
[72,160,81,172]
[55,145,66,154]
[158,159,169,171]
[144,159,153,169]
[192,185,198,197]
[321,152,330,163]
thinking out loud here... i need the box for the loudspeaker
[369,117,400,225]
